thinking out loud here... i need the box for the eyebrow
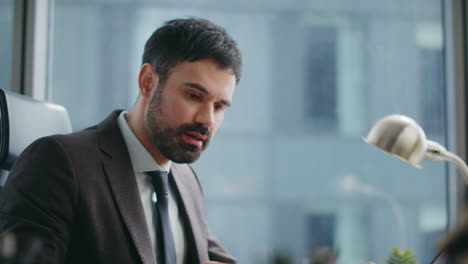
[184,82,231,107]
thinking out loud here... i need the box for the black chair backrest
[0,89,72,172]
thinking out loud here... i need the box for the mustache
[179,123,211,138]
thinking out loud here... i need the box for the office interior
[1,0,467,263]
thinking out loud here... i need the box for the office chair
[0,89,72,185]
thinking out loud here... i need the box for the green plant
[385,248,417,264]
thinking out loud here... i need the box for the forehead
[166,59,236,98]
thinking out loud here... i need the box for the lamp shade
[364,115,427,168]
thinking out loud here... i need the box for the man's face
[145,58,236,163]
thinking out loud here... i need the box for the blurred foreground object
[309,247,337,264]
[0,231,16,263]
[439,217,468,263]
[384,248,417,264]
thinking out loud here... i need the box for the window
[305,26,338,132]
[418,22,445,138]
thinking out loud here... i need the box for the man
[0,18,242,264]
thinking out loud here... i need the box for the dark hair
[142,18,242,84]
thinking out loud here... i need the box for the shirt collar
[117,111,171,173]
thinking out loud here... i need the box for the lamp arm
[442,151,468,184]
[425,140,468,183]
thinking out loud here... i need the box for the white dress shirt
[117,111,186,264]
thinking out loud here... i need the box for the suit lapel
[171,164,208,263]
[97,111,155,264]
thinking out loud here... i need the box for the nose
[194,104,215,131]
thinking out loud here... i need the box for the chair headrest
[0,89,72,170]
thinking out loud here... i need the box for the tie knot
[146,170,169,197]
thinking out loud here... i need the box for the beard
[145,87,211,163]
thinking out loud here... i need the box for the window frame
[444,0,468,229]
[11,0,53,100]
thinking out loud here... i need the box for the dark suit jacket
[0,111,235,264]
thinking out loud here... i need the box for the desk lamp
[364,114,468,183]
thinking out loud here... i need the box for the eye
[214,103,226,112]
[186,91,202,101]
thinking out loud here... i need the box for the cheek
[163,98,196,122]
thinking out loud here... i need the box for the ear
[138,63,159,99]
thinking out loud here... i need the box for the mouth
[182,131,207,148]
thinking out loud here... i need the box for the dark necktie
[146,171,176,264]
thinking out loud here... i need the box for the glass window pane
[49,1,447,263]
[0,0,15,90]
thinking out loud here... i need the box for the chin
[169,150,202,164]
